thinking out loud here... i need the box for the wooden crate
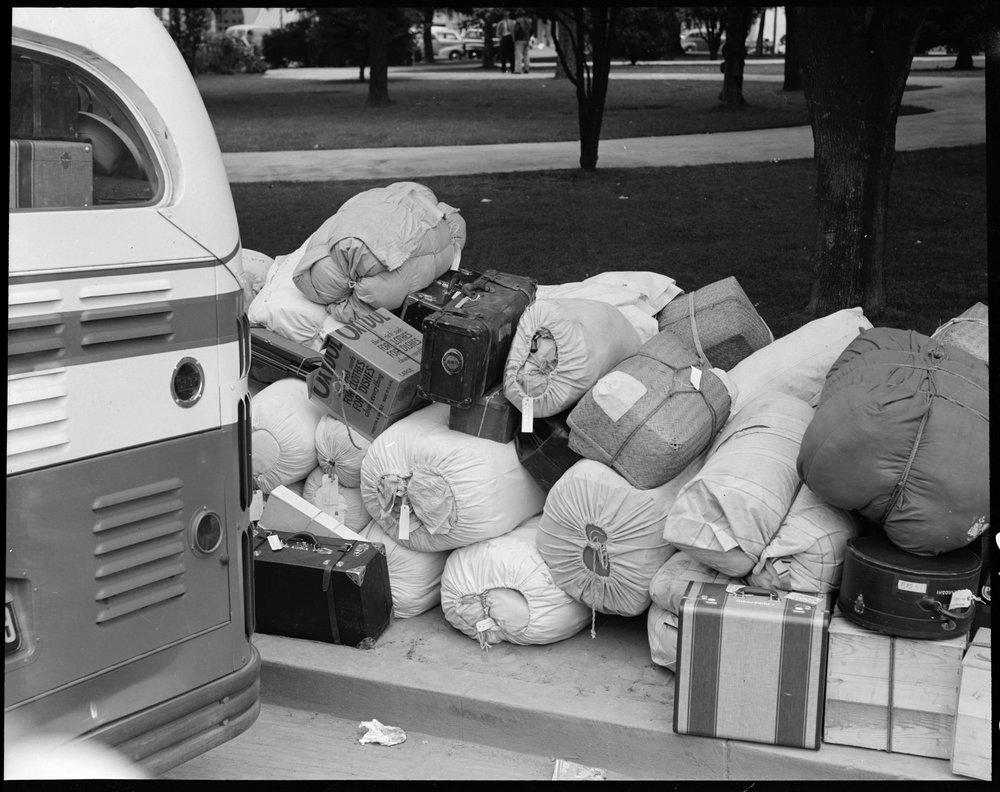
[951,628,991,780]
[823,612,966,758]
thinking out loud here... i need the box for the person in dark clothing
[496,11,516,73]
[513,13,532,73]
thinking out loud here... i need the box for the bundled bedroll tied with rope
[360,402,546,552]
[292,181,467,323]
[440,516,592,648]
[566,328,735,490]
[797,327,990,556]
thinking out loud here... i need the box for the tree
[168,7,213,73]
[679,6,726,59]
[719,6,755,106]
[367,6,390,105]
[547,7,619,171]
[612,7,683,64]
[782,5,802,91]
[421,7,436,64]
[796,6,929,318]
[917,2,987,69]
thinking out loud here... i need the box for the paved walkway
[221,59,985,183]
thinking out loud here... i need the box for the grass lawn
[197,69,932,152]
[231,144,986,340]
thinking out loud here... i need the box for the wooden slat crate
[823,612,966,758]
[951,628,991,780]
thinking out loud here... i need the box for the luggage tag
[399,501,411,542]
[249,489,264,523]
[521,396,534,432]
[321,473,340,515]
[267,533,283,551]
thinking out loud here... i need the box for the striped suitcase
[674,581,832,749]
[10,139,93,209]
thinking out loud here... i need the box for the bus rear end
[7,8,259,775]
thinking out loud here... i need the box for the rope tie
[590,606,597,640]
[378,474,411,524]
[880,379,934,525]
[687,292,711,369]
[331,370,368,450]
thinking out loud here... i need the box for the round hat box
[838,534,981,640]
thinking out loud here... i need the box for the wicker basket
[932,302,988,364]
[566,330,730,490]
[655,276,773,370]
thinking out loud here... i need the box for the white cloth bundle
[440,516,592,647]
[251,378,326,494]
[504,298,642,419]
[726,307,872,414]
[361,519,450,619]
[536,459,691,618]
[314,414,370,489]
[247,240,344,350]
[292,182,466,322]
[237,247,274,307]
[300,466,371,532]
[662,391,814,577]
[360,403,545,552]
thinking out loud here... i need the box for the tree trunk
[366,7,390,107]
[953,43,975,69]
[720,6,753,106]
[422,7,435,64]
[755,9,766,55]
[483,19,496,68]
[553,19,574,78]
[797,6,928,317]
[783,4,803,91]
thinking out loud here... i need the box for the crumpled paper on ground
[357,719,407,746]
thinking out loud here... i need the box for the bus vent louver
[7,312,67,368]
[80,302,174,349]
[92,477,187,624]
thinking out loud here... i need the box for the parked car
[460,26,496,59]
[413,25,467,61]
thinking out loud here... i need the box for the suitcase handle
[734,586,779,600]
[285,532,320,546]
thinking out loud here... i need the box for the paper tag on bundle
[249,490,264,523]
[267,534,283,551]
[949,589,974,610]
[592,372,646,422]
[451,246,462,271]
[521,396,534,432]
[689,367,703,391]
[709,521,740,551]
[321,473,339,508]
[476,617,497,633]
[398,502,411,541]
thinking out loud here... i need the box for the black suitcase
[514,411,582,492]
[448,382,519,443]
[253,530,392,648]
[395,267,482,332]
[838,533,981,640]
[417,270,537,408]
[10,58,80,141]
[250,327,324,386]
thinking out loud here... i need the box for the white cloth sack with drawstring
[314,414,370,489]
[726,307,872,414]
[360,402,545,552]
[300,466,371,532]
[536,459,697,617]
[248,240,346,350]
[251,378,326,494]
[440,515,592,647]
[504,298,643,419]
[292,182,467,322]
[662,390,814,577]
[537,272,683,343]
[360,519,450,619]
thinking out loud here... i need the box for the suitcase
[395,267,482,332]
[10,140,93,209]
[838,534,981,640]
[448,382,519,443]
[253,529,392,648]
[250,327,324,386]
[514,411,582,492]
[10,58,80,141]
[674,581,832,749]
[418,270,537,408]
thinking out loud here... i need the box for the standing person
[513,12,532,74]
[497,11,516,74]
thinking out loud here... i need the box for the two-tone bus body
[8,8,259,774]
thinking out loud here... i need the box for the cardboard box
[674,582,832,749]
[307,308,426,441]
[259,485,366,542]
[951,627,991,780]
[824,611,966,758]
